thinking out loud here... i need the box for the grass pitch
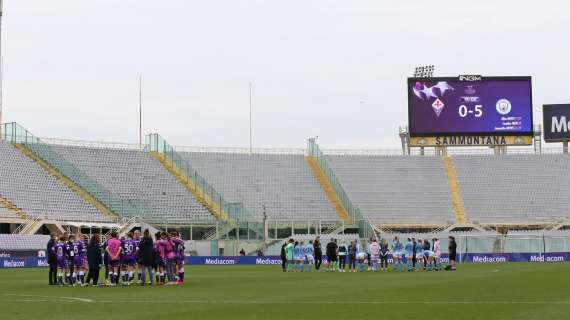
[0,263,569,320]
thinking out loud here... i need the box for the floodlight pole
[249,82,253,155]
[139,75,142,151]
[0,0,4,135]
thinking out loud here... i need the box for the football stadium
[1,1,570,320]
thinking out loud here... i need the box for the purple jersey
[121,239,136,259]
[133,239,141,252]
[54,242,68,268]
[72,240,86,267]
[172,238,185,262]
[121,238,137,266]
[72,240,86,257]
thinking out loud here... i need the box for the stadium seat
[48,144,214,224]
[0,234,51,250]
[0,141,109,222]
[453,154,570,224]
[180,152,339,220]
[325,155,456,225]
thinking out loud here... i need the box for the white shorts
[424,251,434,257]
[393,251,402,258]
[306,255,314,263]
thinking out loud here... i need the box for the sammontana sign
[409,136,533,147]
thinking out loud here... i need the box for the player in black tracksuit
[379,240,389,271]
[326,239,338,272]
[313,237,323,271]
[448,236,457,270]
[280,243,288,272]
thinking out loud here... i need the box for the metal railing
[2,126,569,156]
[307,138,365,223]
[146,133,250,222]
[0,122,153,220]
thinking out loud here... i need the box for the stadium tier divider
[145,133,262,239]
[0,122,152,221]
[306,138,373,238]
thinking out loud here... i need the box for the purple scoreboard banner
[407,76,533,137]
[1,253,569,268]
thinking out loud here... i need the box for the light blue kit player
[304,241,314,272]
[404,238,414,271]
[391,237,403,272]
[294,242,305,272]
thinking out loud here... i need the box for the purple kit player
[171,231,185,284]
[121,232,137,284]
[72,234,87,286]
[54,236,69,286]
[132,230,142,283]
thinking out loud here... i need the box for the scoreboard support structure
[397,125,542,155]
[533,125,542,154]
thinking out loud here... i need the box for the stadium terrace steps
[179,152,339,221]
[0,234,51,250]
[0,194,27,219]
[326,155,456,225]
[452,154,570,224]
[12,143,118,222]
[442,156,467,224]
[0,141,108,222]
[305,156,350,222]
[48,144,214,224]
[150,151,229,222]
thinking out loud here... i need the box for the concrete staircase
[0,195,27,219]
[306,156,350,222]
[443,156,466,224]
[151,152,230,222]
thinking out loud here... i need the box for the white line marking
[4,294,93,303]
[2,298,570,305]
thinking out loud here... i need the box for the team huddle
[282,236,457,272]
[49,229,186,287]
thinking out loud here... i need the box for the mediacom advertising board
[2,254,569,268]
[407,76,533,146]
[543,104,570,142]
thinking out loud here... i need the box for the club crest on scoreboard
[496,99,512,115]
[431,99,445,117]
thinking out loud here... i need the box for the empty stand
[180,152,338,220]
[326,155,456,225]
[0,204,21,220]
[0,141,108,222]
[49,144,214,224]
[0,234,51,250]
[453,154,570,224]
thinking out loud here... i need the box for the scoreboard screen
[407,76,533,137]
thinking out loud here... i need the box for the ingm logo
[459,75,482,82]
